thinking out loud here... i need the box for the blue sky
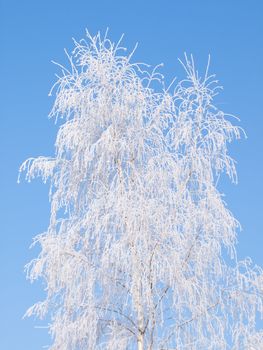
[1,1,263,348]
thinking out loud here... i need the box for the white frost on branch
[21,31,263,349]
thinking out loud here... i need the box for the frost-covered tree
[20,31,263,349]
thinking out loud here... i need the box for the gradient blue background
[1,1,262,348]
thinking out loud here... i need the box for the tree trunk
[137,333,144,350]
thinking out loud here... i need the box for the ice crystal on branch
[20,31,263,349]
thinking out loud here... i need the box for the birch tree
[20,31,263,349]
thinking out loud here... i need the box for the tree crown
[20,31,263,350]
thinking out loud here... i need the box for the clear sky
[1,1,263,348]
